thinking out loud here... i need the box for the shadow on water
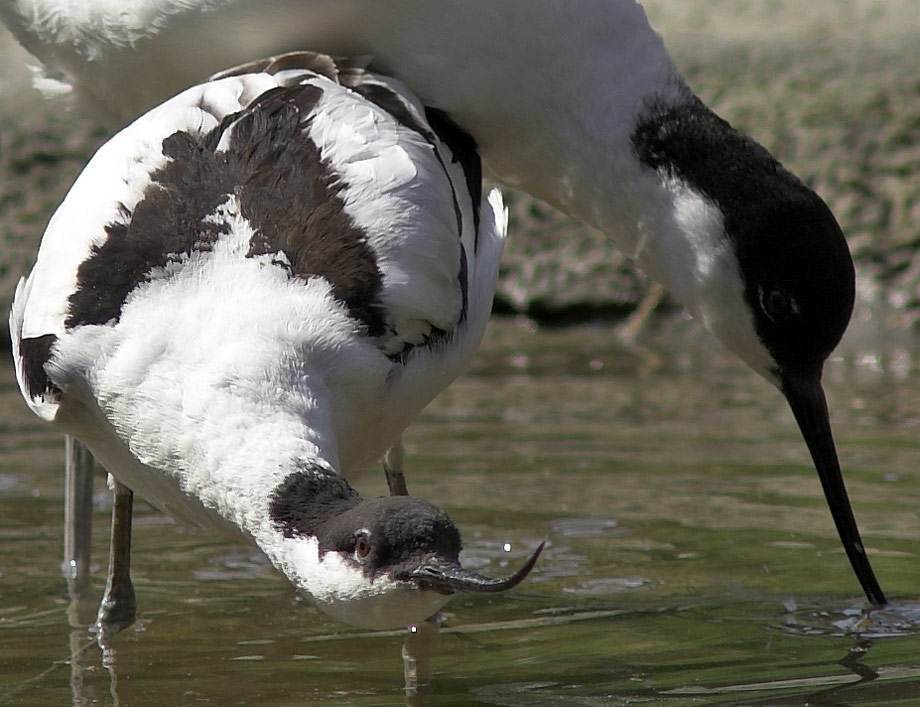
[2,316,920,704]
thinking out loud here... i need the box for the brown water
[2,316,920,706]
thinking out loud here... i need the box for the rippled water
[2,316,920,705]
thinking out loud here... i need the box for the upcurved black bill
[409,542,545,594]
[783,374,886,606]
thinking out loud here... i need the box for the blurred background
[2,0,920,333]
[3,3,920,704]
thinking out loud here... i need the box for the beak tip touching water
[781,373,887,607]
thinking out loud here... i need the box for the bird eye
[760,287,795,322]
[355,533,371,559]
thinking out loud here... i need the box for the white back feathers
[10,52,514,628]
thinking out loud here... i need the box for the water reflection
[67,594,110,707]
[2,317,920,704]
[62,609,443,706]
[783,598,920,638]
[402,621,439,705]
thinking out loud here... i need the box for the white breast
[10,56,507,543]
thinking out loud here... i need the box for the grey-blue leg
[63,436,94,597]
[94,477,137,638]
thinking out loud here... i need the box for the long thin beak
[409,542,544,594]
[782,374,886,606]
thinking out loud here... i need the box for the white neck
[274,534,452,630]
[344,2,686,227]
[3,0,686,243]
[54,203,370,535]
[6,0,723,333]
[630,176,773,379]
[87,323,341,538]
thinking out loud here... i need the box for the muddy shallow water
[1,317,920,706]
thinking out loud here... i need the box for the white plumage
[10,53,524,630]
[3,0,887,606]
[1,2,676,234]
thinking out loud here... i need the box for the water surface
[2,317,920,705]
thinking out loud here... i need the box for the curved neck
[4,0,687,236]
[5,0,707,314]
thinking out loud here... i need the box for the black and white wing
[11,52,505,433]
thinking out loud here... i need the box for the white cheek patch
[275,536,452,630]
[670,181,727,286]
[665,178,777,381]
[701,246,776,382]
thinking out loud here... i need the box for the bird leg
[618,282,666,343]
[383,438,409,496]
[63,436,95,598]
[94,477,137,638]
[384,437,441,703]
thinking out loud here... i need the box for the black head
[317,496,544,593]
[317,495,462,581]
[732,178,855,383]
[634,97,885,605]
[269,471,542,595]
[635,96,856,382]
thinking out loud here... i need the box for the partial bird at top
[0,0,886,605]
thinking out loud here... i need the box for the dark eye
[355,533,371,559]
[761,287,794,322]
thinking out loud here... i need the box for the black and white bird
[1,0,886,605]
[9,52,546,633]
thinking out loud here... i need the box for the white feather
[9,58,507,628]
[1,1,777,371]
[0,0,683,233]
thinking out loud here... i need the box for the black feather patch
[65,81,387,337]
[237,86,387,336]
[425,107,482,237]
[18,334,61,401]
[268,464,361,540]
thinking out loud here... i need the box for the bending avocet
[0,0,885,604]
[10,51,542,634]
